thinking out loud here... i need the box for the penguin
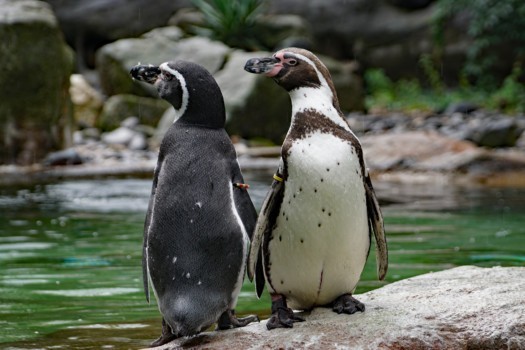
[130,61,259,346]
[243,48,388,329]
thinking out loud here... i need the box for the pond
[1,171,524,349]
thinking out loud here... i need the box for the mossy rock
[97,94,170,131]
[0,0,73,165]
[95,31,231,97]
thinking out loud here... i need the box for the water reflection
[0,174,524,349]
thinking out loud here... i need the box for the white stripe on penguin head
[287,52,332,98]
[160,62,189,123]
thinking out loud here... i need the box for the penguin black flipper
[231,163,257,241]
[364,172,388,280]
[142,156,163,303]
[248,174,285,297]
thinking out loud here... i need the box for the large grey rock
[361,131,525,177]
[70,73,104,127]
[0,0,73,165]
[96,31,231,97]
[265,0,472,83]
[45,0,191,41]
[216,50,292,144]
[467,118,523,148]
[146,266,525,349]
[98,94,170,131]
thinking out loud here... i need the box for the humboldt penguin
[244,48,388,329]
[130,61,259,345]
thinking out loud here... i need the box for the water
[1,172,524,349]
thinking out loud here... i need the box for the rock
[101,127,137,146]
[0,0,73,165]
[361,131,481,171]
[444,101,479,115]
[43,148,83,166]
[145,266,525,350]
[128,132,148,150]
[45,0,191,67]
[322,57,365,112]
[95,32,231,97]
[467,118,522,148]
[216,50,292,143]
[168,7,205,33]
[255,14,314,50]
[153,108,178,146]
[97,94,170,131]
[70,74,104,127]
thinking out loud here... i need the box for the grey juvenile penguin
[244,48,388,329]
[130,61,259,346]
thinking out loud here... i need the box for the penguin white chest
[266,131,370,309]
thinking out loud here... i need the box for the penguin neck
[288,86,348,130]
[177,90,225,129]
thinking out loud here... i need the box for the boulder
[467,118,523,148]
[70,73,104,127]
[97,94,170,131]
[96,31,231,97]
[216,50,292,144]
[45,0,191,67]
[360,131,525,176]
[146,266,525,349]
[265,0,471,83]
[0,0,74,165]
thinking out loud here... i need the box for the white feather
[266,132,369,310]
[160,62,189,122]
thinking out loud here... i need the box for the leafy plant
[434,0,525,88]
[191,0,264,50]
[489,64,525,113]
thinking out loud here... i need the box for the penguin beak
[130,64,161,84]
[244,57,281,77]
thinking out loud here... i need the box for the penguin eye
[162,72,174,81]
[287,59,298,66]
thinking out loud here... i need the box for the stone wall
[0,0,73,165]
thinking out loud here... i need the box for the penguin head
[130,61,225,128]
[244,48,338,98]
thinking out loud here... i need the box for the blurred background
[1,0,524,349]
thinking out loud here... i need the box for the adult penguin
[244,48,388,329]
[131,61,258,346]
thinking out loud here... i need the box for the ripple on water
[35,287,140,297]
[0,242,55,251]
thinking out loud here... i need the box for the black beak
[130,64,161,84]
[244,57,280,74]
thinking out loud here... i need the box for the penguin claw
[332,293,365,314]
[266,296,305,330]
[216,309,259,330]
[150,318,179,347]
[266,308,305,330]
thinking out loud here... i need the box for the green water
[1,173,524,349]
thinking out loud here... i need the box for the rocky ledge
[145,266,525,350]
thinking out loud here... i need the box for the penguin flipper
[248,177,284,286]
[231,165,258,241]
[142,160,163,303]
[364,172,388,281]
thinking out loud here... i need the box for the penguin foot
[216,309,259,330]
[266,295,305,330]
[150,318,179,347]
[332,293,365,314]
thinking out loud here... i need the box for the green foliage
[488,64,525,113]
[434,0,525,87]
[365,66,525,114]
[191,0,264,50]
